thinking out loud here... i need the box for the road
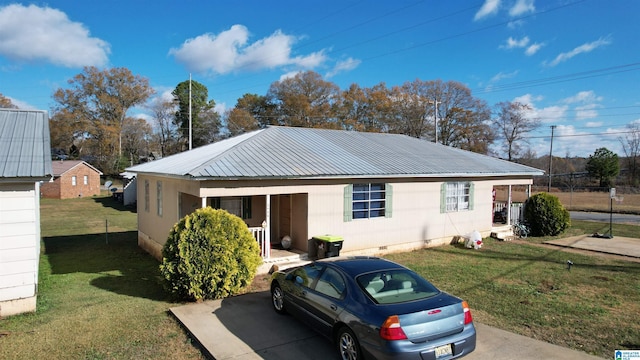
[570,211,640,226]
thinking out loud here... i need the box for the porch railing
[493,202,525,225]
[248,227,270,259]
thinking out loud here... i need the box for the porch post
[507,185,512,225]
[527,184,532,199]
[265,194,271,246]
[201,197,207,208]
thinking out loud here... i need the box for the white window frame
[83,175,88,185]
[352,183,386,219]
[446,182,470,212]
[71,176,77,186]
[156,181,163,217]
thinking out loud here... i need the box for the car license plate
[435,344,452,358]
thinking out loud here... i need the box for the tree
[149,99,181,157]
[172,80,220,148]
[586,147,620,187]
[225,93,275,136]
[619,122,640,186]
[267,71,340,128]
[492,101,540,161]
[0,93,17,108]
[334,83,392,132]
[523,193,570,236]
[121,117,152,166]
[52,66,154,173]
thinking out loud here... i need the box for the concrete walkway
[544,235,640,259]
[170,292,605,360]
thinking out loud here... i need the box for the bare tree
[619,122,640,185]
[493,101,540,161]
[0,93,18,108]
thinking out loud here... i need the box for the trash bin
[313,235,344,258]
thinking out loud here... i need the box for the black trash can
[313,235,344,258]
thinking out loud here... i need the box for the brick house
[41,160,103,199]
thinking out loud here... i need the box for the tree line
[1,66,638,186]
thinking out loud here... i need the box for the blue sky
[1,0,639,158]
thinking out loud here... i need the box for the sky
[1,0,639,158]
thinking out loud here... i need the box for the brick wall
[41,164,101,199]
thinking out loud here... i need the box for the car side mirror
[295,276,304,285]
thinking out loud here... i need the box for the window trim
[441,182,474,213]
[346,183,391,221]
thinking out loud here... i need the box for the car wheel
[271,283,287,314]
[337,327,361,360]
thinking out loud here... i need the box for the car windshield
[356,269,440,304]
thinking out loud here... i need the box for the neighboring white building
[127,126,543,264]
[0,109,53,317]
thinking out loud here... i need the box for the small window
[83,175,88,185]
[352,183,386,219]
[71,176,77,186]
[144,180,150,212]
[156,181,163,217]
[444,182,472,212]
[315,267,346,299]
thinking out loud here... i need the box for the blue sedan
[270,256,476,360]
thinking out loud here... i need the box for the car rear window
[357,269,440,304]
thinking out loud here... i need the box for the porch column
[507,185,512,225]
[201,197,207,208]
[527,184,532,199]
[265,194,271,246]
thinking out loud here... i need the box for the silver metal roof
[0,109,53,179]
[127,126,544,179]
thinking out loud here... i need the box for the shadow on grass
[43,231,168,301]
[92,194,137,213]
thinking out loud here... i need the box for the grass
[0,195,204,360]
[386,223,640,358]
[1,194,638,359]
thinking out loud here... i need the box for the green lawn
[1,195,638,359]
[0,195,204,360]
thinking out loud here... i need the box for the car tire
[337,326,362,360]
[271,282,287,314]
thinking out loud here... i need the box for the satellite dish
[105,180,113,189]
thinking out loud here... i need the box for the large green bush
[160,207,262,301]
[523,193,570,237]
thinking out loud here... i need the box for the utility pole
[188,73,192,150]
[548,125,556,192]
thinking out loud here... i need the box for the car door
[303,267,349,336]
[285,263,323,321]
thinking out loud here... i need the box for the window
[352,183,386,219]
[71,176,77,186]
[144,180,149,212]
[214,196,252,219]
[315,267,346,299]
[156,181,163,217]
[291,263,323,288]
[83,175,88,185]
[442,182,474,212]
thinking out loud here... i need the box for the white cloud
[563,90,603,104]
[585,121,603,128]
[575,104,600,120]
[503,36,530,49]
[547,37,612,67]
[326,57,361,78]
[525,42,543,55]
[474,0,501,20]
[0,4,110,67]
[509,0,535,16]
[490,70,519,83]
[169,24,328,74]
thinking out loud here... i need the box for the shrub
[523,193,570,237]
[160,207,262,301]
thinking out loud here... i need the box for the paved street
[570,211,640,226]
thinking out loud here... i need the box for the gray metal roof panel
[0,109,53,179]
[126,126,543,179]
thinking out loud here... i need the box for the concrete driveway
[170,291,605,360]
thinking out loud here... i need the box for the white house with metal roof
[127,126,543,265]
[0,109,53,317]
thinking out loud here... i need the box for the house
[127,126,543,264]
[0,109,53,317]
[40,160,103,199]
